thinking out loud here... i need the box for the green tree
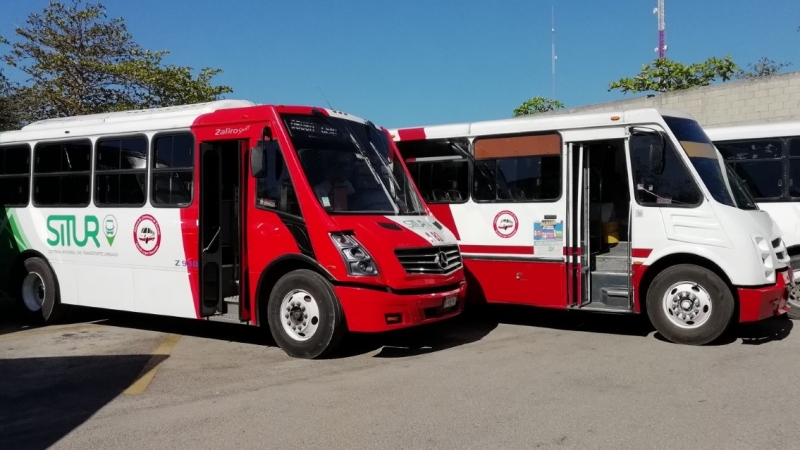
[0,66,21,131]
[735,57,792,79]
[608,56,738,94]
[1,0,233,124]
[513,96,564,116]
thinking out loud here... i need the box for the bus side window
[254,141,301,217]
[629,135,702,207]
[95,135,148,207]
[151,133,194,207]
[0,144,31,207]
[407,160,469,203]
[33,140,92,207]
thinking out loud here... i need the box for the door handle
[203,227,221,253]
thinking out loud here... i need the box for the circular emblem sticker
[493,210,519,238]
[102,215,118,246]
[134,214,161,256]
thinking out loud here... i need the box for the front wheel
[646,264,735,345]
[266,269,347,359]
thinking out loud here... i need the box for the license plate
[443,296,457,309]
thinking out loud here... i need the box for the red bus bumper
[738,269,791,323]
[335,282,466,332]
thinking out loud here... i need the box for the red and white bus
[390,108,792,345]
[0,100,466,358]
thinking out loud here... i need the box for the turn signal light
[385,314,402,324]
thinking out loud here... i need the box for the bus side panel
[448,196,568,309]
[463,258,566,307]
[10,206,198,319]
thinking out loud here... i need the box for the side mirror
[648,141,665,175]
[250,144,265,177]
[630,127,666,175]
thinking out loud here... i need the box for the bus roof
[0,100,373,144]
[389,107,696,141]
[705,120,800,141]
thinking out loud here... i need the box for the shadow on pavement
[651,315,794,346]
[335,312,499,359]
[0,354,167,450]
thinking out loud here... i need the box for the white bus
[391,108,793,345]
[706,120,800,318]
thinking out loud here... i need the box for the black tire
[645,264,735,345]
[787,254,800,320]
[266,269,347,359]
[17,257,65,324]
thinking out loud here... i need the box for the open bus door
[199,138,251,322]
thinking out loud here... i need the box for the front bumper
[334,282,466,332]
[738,268,792,322]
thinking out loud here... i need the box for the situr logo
[214,125,251,136]
[46,214,119,248]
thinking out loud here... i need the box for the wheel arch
[8,249,59,300]
[638,252,738,318]
[253,254,334,327]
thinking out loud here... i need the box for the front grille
[395,245,462,275]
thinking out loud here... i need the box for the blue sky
[2,0,799,128]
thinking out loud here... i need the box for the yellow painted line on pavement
[123,333,181,396]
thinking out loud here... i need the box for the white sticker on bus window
[321,196,331,207]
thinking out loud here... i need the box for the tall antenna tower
[653,0,666,58]
[551,5,557,98]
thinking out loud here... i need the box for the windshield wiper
[363,120,422,214]
[311,109,406,214]
[448,139,499,193]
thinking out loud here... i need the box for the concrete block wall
[544,71,800,127]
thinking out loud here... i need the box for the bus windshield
[282,113,424,215]
[662,116,755,210]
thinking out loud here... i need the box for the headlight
[329,233,379,276]
[752,235,775,283]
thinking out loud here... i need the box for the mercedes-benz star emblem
[436,251,448,270]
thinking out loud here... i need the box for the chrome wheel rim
[279,289,320,341]
[662,281,712,329]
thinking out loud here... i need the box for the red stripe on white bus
[460,245,534,255]
[397,127,426,141]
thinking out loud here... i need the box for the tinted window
[663,116,735,207]
[407,159,469,203]
[473,156,560,201]
[471,133,561,202]
[717,139,783,161]
[151,133,194,207]
[629,134,702,206]
[34,141,91,173]
[33,140,91,207]
[95,136,148,206]
[733,161,783,199]
[0,144,31,207]
[789,138,800,157]
[254,141,301,216]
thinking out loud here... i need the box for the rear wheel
[267,269,347,359]
[646,264,735,345]
[18,257,65,324]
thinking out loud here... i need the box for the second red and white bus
[391,108,792,345]
[0,100,466,358]
[706,120,800,319]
